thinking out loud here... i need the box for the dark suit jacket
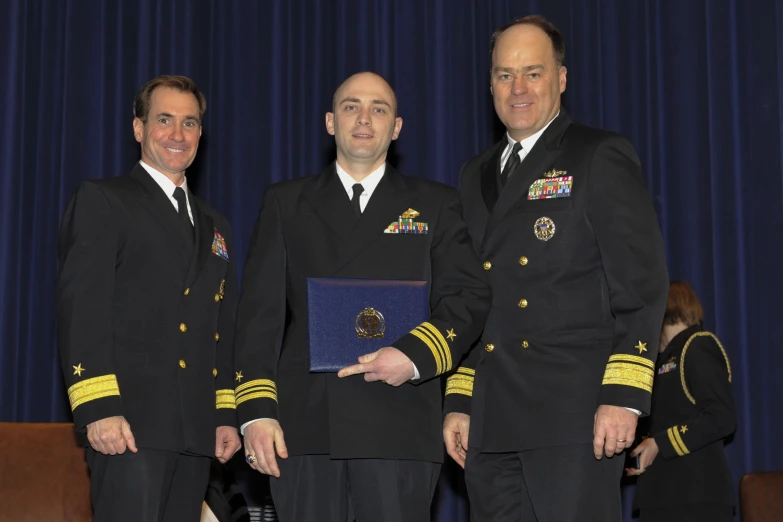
[57,163,238,456]
[444,110,669,451]
[635,326,736,509]
[234,163,491,462]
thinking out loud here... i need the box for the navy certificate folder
[307,278,429,372]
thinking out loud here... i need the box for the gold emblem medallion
[355,307,386,339]
[533,217,556,241]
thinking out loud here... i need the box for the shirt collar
[506,110,560,151]
[139,160,189,198]
[335,161,386,197]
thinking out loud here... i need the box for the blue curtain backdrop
[1,1,781,520]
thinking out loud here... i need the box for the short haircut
[133,75,206,123]
[489,15,565,67]
[663,281,705,327]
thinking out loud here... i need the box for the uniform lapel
[336,164,416,274]
[482,111,571,248]
[480,141,504,213]
[303,163,417,277]
[302,164,358,244]
[130,164,192,271]
[184,196,214,288]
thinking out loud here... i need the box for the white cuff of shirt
[625,408,641,415]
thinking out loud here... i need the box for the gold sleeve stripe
[236,379,277,406]
[605,362,655,380]
[216,389,236,410]
[411,327,444,375]
[235,391,278,405]
[667,427,688,456]
[681,332,732,404]
[445,376,474,397]
[672,427,690,455]
[601,367,653,393]
[419,322,453,372]
[67,374,120,411]
[455,366,475,376]
[608,354,655,370]
[236,378,276,394]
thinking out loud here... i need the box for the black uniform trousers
[270,455,441,522]
[465,444,624,522]
[87,447,211,522]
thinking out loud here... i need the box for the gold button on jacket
[215,333,220,342]
[179,323,187,333]
[518,299,528,308]
[522,340,529,349]
[179,359,187,369]
[483,261,492,270]
[519,256,528,266]
[485,343,495,353]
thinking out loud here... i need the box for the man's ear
[325,112,335,136]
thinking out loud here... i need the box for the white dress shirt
[498,112,559,175]
[334,161,386,212]
[139,161,193,224]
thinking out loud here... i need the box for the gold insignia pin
[533,217,556,241]
[219,279,226,299]
[73,363,85,377]
[446,329,457,342]
[635,341,648,354]
[235,371,243,383]
[543,169,567,178]
[680,425,688,434]
[356,308,386,339]
[401,208,420,219]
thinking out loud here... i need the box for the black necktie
[500,142,523,188]
[351,183,364,216]
[173,187,194,240]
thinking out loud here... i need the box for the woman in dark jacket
[627,281,736,522]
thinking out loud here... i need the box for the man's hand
[593,405,638,459]
[443,412,470,469]
[337,347,415,386]
[215,426,242,463]
[86,416,138,455]
[625,437,659,476]
[243,419,288,477]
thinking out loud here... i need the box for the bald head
[332,72,398,117]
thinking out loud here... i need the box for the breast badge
[533,217,556,241]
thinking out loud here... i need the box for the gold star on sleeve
[446,329,457,342]
[235,371,243,383]
[72,363,85,377]
[635,341,648,354]
[680,425,688,434]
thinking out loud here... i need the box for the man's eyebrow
[154,112,200,121]
[492,64,545,73]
